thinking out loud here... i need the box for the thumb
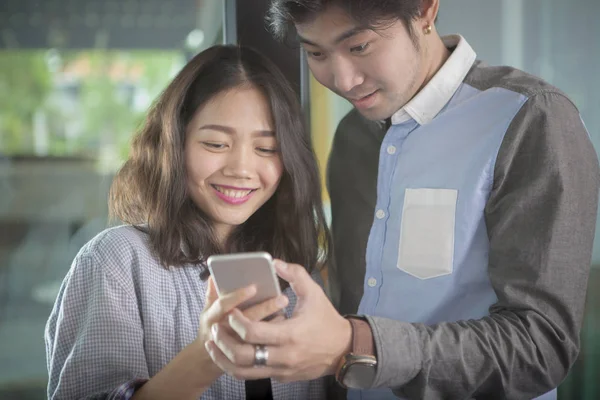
[205,276,219,307]
[274,260,313,298]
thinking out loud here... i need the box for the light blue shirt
[349,36,556,400]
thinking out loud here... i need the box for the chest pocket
[397,188,458,279]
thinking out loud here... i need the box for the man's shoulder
[465,61,569,102]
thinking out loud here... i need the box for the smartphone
[206,251,282,311]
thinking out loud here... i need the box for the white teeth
[214,186,252,198]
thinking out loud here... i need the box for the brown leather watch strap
[348,317,375,357]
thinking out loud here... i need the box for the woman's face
[185,86,283,243]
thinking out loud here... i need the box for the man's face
[296,6,427,121]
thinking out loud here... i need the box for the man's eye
[306,50,325,60]
[350,43,370,53]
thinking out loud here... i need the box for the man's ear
[421,0,441,26]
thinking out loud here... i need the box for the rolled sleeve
[105,379,148,400]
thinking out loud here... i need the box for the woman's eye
[201,142,226,149]
[257,147,278,154]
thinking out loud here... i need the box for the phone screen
[207,252,282,310]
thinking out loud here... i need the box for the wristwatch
[335,315,377,389]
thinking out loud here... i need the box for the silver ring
[254,344,268,367]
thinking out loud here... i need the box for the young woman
[45,45,330,400]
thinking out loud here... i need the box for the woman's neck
[213,223,233,250]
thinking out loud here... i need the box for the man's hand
[204,260,352,382]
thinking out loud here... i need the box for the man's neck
[419,36,452,93]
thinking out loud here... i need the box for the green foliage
[0,49,183,168]
[0,51,52,154]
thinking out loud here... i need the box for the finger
[273,260,314,299]
[205,276,219,307]
[262,310,286,322]
[204,285,257,323]
[228,308,290,346]
[209,331,297,371]
[270,314,286,323]
[243,294,288,322]
[211,323,255,367]
[205,340,277,381]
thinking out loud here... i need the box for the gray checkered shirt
[45,225,327,399]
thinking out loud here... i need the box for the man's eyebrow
[297,26,368,46]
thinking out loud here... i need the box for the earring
[424,23,432,35]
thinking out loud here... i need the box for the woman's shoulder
[71,225,159,283]
[79,225,151,261]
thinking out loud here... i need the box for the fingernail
[204,341,211,352]
[211,324,217,337]
[276,295,288,308]
[276,260,288,269]
[245,285,257,296]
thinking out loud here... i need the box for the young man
[205,1,600,399]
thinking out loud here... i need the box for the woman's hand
[195,277,289,378]
[133,277,290,400]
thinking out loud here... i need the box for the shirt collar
[390,34,476,126]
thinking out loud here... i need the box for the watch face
[344,364,377,389]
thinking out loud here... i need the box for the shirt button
[387,145,397,155]
[376,209,386,219]
[367,277,377,287]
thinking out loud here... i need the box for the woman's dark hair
[109,45,330,277]
[267,0,425,43]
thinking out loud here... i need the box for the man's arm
[368,92,600,399]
